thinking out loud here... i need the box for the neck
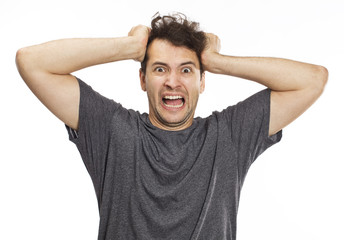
[148,115,193,131]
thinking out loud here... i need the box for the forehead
[147,39,200,67]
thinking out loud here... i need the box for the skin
[16,24,328,135]
[202,33,328,135]
[139,39,205,131]
[16,25,150,130]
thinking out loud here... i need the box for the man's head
[141,13,207,74]
[139,13,207,131]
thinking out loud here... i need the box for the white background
[1,0,343,239]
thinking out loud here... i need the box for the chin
[160,112,193,128]
[162,117,186,126]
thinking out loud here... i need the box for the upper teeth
[164,96,183,100]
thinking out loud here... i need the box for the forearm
[16,36,143,77]
[204,54,327,92]
[202,33,328,135]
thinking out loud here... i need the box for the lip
[160,92,186,111]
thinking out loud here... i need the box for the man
[16,13,327,240]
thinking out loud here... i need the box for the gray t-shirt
[67,78,282,240]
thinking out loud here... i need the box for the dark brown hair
[141,13,207,74]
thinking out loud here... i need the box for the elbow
[15,48,24,69]
[312,65,328,95]
[16,47,29,75]
[16,47,27,66]
[318,65,329,87]
[16,47,35,83]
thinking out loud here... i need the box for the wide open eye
[155,67,165,73]
[182,67,191,73]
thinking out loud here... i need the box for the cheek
[146,80,161,101]
[189,81,201,94]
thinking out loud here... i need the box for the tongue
[164,99,183,106]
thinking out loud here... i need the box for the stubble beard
[148,96,198,130]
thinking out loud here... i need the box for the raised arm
[16,25,150,130]
[202,33,328,136]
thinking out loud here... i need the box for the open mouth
[162,95,185,108]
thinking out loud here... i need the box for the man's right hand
[128,25,151,62]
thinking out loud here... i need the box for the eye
[182,67,191,73]
[154,67,165,73]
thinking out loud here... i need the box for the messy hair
[141,13,207,74]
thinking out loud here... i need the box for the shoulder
[214,88,271,119]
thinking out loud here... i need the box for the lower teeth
[163,102,184,108]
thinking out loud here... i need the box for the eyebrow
[180,61,197,67]
[152,61,197,68]
[152,61,169,67]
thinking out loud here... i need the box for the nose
[164,71,181,90]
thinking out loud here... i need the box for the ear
[139,68,146,92]
[200,72,205,94]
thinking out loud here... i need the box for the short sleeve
[65,77,120,199]
[221,89,282,182]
